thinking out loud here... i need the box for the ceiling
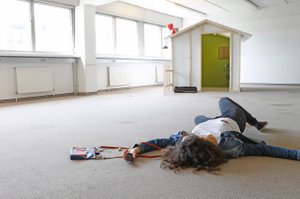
[112,0,299,18]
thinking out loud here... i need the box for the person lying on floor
[123,97,300,172]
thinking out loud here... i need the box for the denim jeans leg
[218,136,244,158]
[219,97,260,127]
[218,97,247,132]
[240,143,300,160]
[219,136,300,160]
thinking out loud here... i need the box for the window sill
[0,51,79,59]
[96,55,171,62]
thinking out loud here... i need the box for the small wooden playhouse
[168,19,251,92]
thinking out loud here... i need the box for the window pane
[0,0,32,51]
[144,24,161,57]
[34,3,73,53]
[96,14,114,54]
[162,27,171,58]
[116,18,138,56]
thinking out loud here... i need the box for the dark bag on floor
[174,86,197,93]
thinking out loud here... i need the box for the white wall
[230,33,241,91]
[191,28,201,88]
[0,57,75,100]
[172,28,202,89]
[182,2,300,84]
[172,33,191,87]
[75,4,98,93]
[0,56,169,101]
[239,13,300,84]
[96,59,169,90]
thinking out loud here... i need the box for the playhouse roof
[171,19,251,39]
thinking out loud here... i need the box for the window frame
[0,0,75,54]
[115,16,139,56]
[143,22,163,57]
[96,12,169,59]
[95,13,115,55]
[0,0,32,52]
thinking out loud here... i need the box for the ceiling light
[166,0,207,16]
[202,0,230,13]
[243,0,259,9]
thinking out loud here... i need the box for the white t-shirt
[191,117,241,142]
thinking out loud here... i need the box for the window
[0,0,74,53]
[96,14,114,54]
[116,18,138,56]
[95,13,171,58]
[0,0,32,51]
[34,3,73,53]
[218,46,229,59]
[144,23,161,57]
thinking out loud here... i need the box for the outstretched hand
[123,147,141,162]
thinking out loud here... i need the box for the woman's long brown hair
[160,135,227,173]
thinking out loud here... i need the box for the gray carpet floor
[0,85,300,199]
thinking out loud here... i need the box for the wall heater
[15,67,54,94]
[107,66,129,87]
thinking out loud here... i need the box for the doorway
[201,33,230,91]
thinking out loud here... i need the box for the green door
[202,34,230,88]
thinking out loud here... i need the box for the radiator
[15,67,54,94]
[107,66,129,87]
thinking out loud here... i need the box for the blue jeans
[194,97,259,133]
[219,131,300,160]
